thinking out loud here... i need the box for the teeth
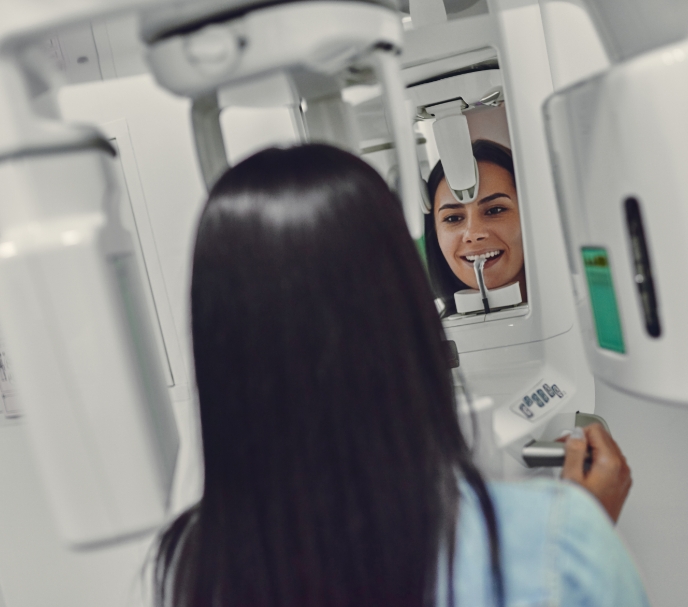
[465,251,501,261]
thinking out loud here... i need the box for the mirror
[418,100,527,319]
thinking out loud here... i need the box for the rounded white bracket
[146,1,403,98]
[430,100,479,203]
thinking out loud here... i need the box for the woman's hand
[561,424,632,523]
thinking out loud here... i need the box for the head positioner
[408,69,503,211]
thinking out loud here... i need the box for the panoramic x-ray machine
[1,0,687,605]
[0,0,591,548]
[0,0,588,561]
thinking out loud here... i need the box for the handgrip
[522,441,567,467]
[521,412,608,468]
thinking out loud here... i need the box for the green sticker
[581,247,625,353]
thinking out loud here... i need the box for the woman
[425,140,526,315]
[154,144,647,607]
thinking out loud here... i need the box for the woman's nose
[462,211,489,243]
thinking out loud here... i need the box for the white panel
[103,120,175,387]
[220,106,300,165]
[59,75,203,408]
[58,74,207,514]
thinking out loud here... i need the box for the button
[543,383,556,397]
[537,388,549,403]
[552,384,564,398]
[519,402,534,418]
[523,395,533,407]
[532,393,544,407]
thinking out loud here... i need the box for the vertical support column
[371,49,424,240]
[486,0,575,333]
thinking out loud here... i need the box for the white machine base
[454,281,522,314]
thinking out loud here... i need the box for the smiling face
[434,160,525,296]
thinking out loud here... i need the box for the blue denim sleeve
[455,480,557,605]
[553,482,650,607]
[453,480,650,607]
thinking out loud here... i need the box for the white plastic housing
[578,0,688,62]
[409,70,503,202]
[544,37,688,405]
[432,110,476,193]
[0,148,178,546]
[146,1,404,98]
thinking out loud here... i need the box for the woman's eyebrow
[478,192,511,205]
[438,202,465,211]
[438,192,512,211]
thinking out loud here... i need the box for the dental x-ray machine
[0,0,594,542]
[5,0,687,604]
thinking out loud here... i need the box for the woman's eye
[485,206,507,216]
[443,214,464,224]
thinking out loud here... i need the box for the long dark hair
[154,144,502,607]
[424,140,515,315]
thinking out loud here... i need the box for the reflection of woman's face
[434,161,525,294]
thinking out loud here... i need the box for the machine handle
[522,440,569,468]
[522,412,608,468]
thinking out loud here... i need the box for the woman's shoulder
[454,479,649,607]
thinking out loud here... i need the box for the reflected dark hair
[155,144,503,607]
[424,140,515,315]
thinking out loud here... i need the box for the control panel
[511,380,566,422]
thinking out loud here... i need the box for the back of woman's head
[155,144,500,607]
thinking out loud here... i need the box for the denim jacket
[439,479,650,607]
